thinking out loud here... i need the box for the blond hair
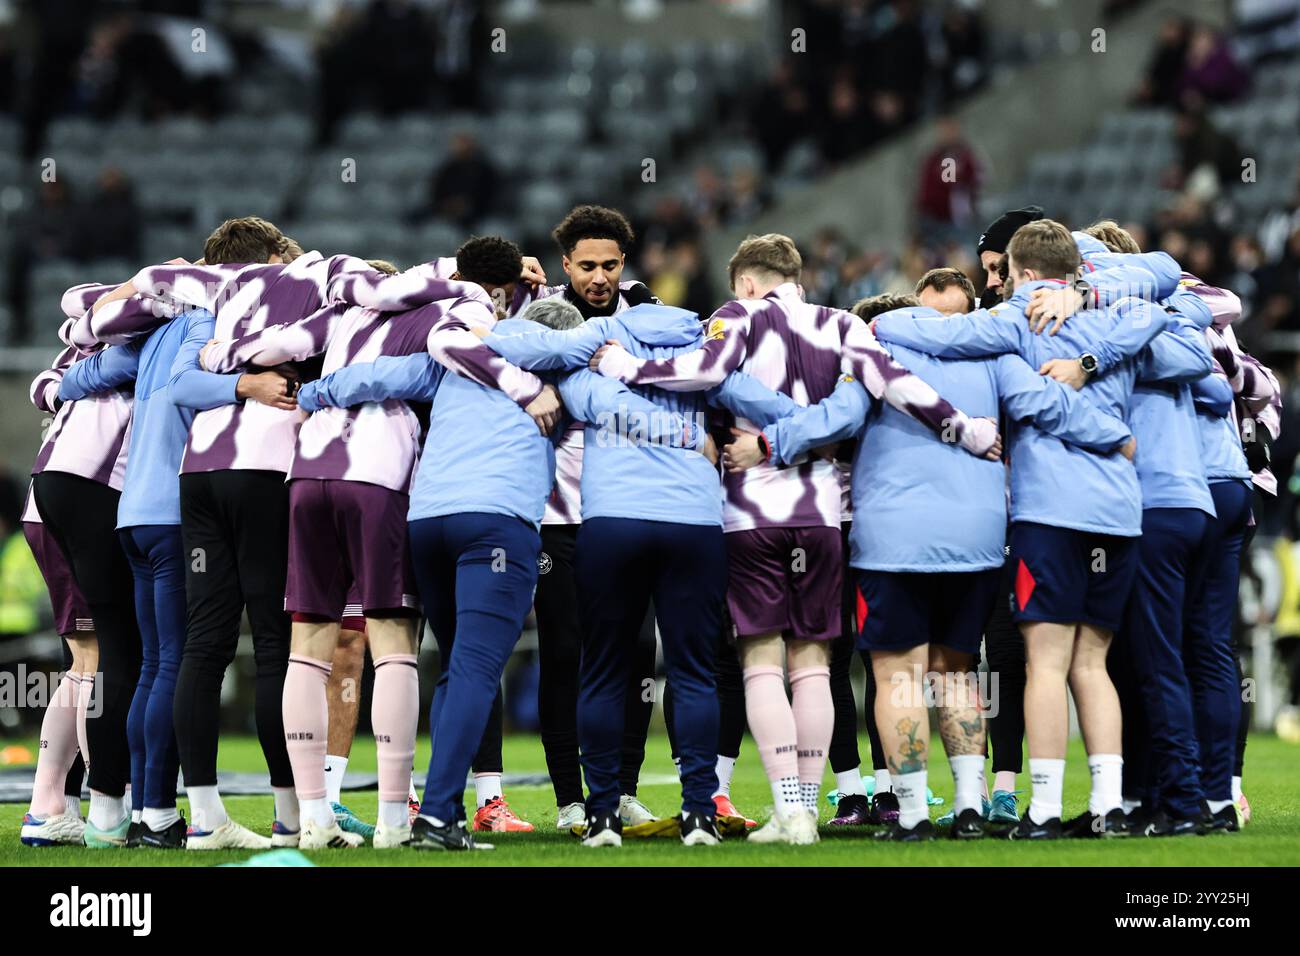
[1084,219,1141,254]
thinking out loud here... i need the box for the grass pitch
[3,732,1298,867]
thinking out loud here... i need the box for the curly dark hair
[552,205,635,255]
[456,235,522,286]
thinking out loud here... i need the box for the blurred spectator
[6,180,81,342]
[1170,104,1241,195]
[78,167,142,263]
[685,165,729,231]
[937,4,989,102]
[317,0,436,142]
[726,167,770,225]
[1253,226,1300,332]
[1177,23,1251,104]
[430,0,486,110]
[819,69,874,164]
[748,59,812,172]
[915,115,983,250]
[640,196,701,250]
[413,132,499,228]
[643,239,713,317]
[759,0,985,172]
[1134,16,1191,107]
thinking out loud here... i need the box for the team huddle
[16,200,1276,851]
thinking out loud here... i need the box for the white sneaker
[373,821,411,848]
[618,794,658,827]
[788,807,820,845]
[186,817,272,851]
[299,818,364,849]
[581,826,622,848]
[748,808,820,845]
[20,811,85,846]
[556,802,586,832]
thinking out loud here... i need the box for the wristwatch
[1079,353,1099,377]
[1072,277,1093,310]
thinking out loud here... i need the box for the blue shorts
[856,568,1003,655]
[1007,522,1138,632]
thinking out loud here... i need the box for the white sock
[799,781,821,812]
[894,770,928,829]
[474,772,503,808]
[1231,776,1243,801]
[771,776,802,816]
[874,768,892,793]
[300,797,335,829]
[142,806,180,831]
[950,755,985,814]
[993,770,1017,794]
[409,777,420,805]
[1207,798,1233,814]
[835,768,867,798]
[131,809,142,824]
[88,793,126,830]
[379,800,409,828]
[64,794,82,819]
[186,785,227,832]
[1123,797,1143,815]
[418,813,447,828]
[273,786,300,830]
[1028,758,1065,824]
[1087,753,1123,816]
[323,754,349,805]
[714,755,737,797]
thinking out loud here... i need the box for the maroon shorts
[23,521,93,636]
[725,525,842,641]
[284,479,417,619]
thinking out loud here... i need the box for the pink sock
[30,673,81,817]
[282,655,331,801]
[371,655,419,804]
[742,666,799,782]
[790,665,834,798]
[76,672,94,773]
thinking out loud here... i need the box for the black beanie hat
[976,205,1044,257]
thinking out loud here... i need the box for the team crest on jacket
[705,318,726,341]
[537,552,552,575]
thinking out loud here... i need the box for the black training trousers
[32,471,141,797]
[984,549,1026,775]
[173,470,294,789]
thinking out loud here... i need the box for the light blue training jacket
[874,288,1212,536]
[1077,235,1220,515]
[482,304,727,527]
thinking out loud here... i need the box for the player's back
[852,343,1006,572]
[999,285,1141,535]
[724,286,846,532]
[416,317,558,527]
